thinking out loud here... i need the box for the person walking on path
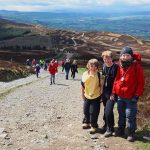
[64,59,71,80]
[35,64,41,78]
[111,47,144,142]
[71,60,78,79]
[81,59,102,134]
[100,51,118,137]
[48,59,57,85]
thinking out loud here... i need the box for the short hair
[101,51,113,58]
[86,59,99,69]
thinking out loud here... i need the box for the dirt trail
[0,71,138,150]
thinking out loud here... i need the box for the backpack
[81,72,101,89]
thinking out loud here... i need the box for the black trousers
[102,92,115,128]
[83,97,100,128]
[71,71,76,79]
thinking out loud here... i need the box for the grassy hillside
[0,27,31,41]
[0,60,34,82]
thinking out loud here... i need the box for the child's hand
[82,94,85,100]
[110,94,115,101]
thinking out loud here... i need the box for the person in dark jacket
[100,51,118,137]
[71,60,78,79]
[64,59,71,80]
[35,64,40,78]
[111,47,144,142]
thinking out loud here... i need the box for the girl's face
[120,53,132,61]
[89,64,97,72]
[103,56,113,66]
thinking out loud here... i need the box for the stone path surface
[0,70,137,150]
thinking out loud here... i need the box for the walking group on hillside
[81,47,144,142]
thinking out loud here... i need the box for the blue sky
[0,0,150,12]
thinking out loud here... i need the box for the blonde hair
[73,60,77,64]
[86,59,99,69]
[101,51,113,58]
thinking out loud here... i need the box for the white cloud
[0,0,150,11]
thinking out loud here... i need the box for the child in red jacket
[111,47,144,142]
[48,60,57,85]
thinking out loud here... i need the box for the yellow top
[82,71,101,100]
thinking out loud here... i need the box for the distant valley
[0,17,150,65]
[0,10,150,39]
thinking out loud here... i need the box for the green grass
[78,67,86,75]
[0,27,31,41]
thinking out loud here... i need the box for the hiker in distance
[48,59,57,85]
[63,58,71,80]
[71,60,78,79]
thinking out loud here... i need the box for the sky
[0,0,150,12]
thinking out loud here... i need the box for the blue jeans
[117,97,137,132]
[102,91,115,128]
[65,69,70,80]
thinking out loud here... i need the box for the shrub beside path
[0,70,138,150]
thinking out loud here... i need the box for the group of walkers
[48,58,78,84]
[62,59,78,80]
[81,47,144,142]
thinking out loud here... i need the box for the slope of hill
[0,18,150,64]
[0,18,149,148]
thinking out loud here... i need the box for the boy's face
[89,64,97,72]
[103,56,113,66]
[120,53,132,61]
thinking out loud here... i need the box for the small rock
[104,144,109,148]
[0,134,8,139]
[0,128,6,133]
[29,129,34,132]
[26,113,31,117]
[6,142,13,146]
[57,116,61,119]
[5,136,10,140]
[90,134,98,139]
[45,135,48,139]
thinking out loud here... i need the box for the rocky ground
[0,69,138,150]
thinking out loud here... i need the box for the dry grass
[0,60,34,82]
[137,68,150,129]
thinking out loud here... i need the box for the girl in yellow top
[81,59,102,134]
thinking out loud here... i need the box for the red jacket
[112,53,144,99]
[54,62,58,73]
[48,63,57,75]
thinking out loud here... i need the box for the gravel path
[0,70,137,150]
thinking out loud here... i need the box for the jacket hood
[133,52,141,62]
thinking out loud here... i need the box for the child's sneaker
[82,123,90,129]
[89,127,97,134]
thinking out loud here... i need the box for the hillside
[0,18,150,64]
[0,18,149,149]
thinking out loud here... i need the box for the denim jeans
[102,91,115,128]
[50,74,55,84]
[65,70,70,80]
[117,97,137,132]
[83,97,100,128]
